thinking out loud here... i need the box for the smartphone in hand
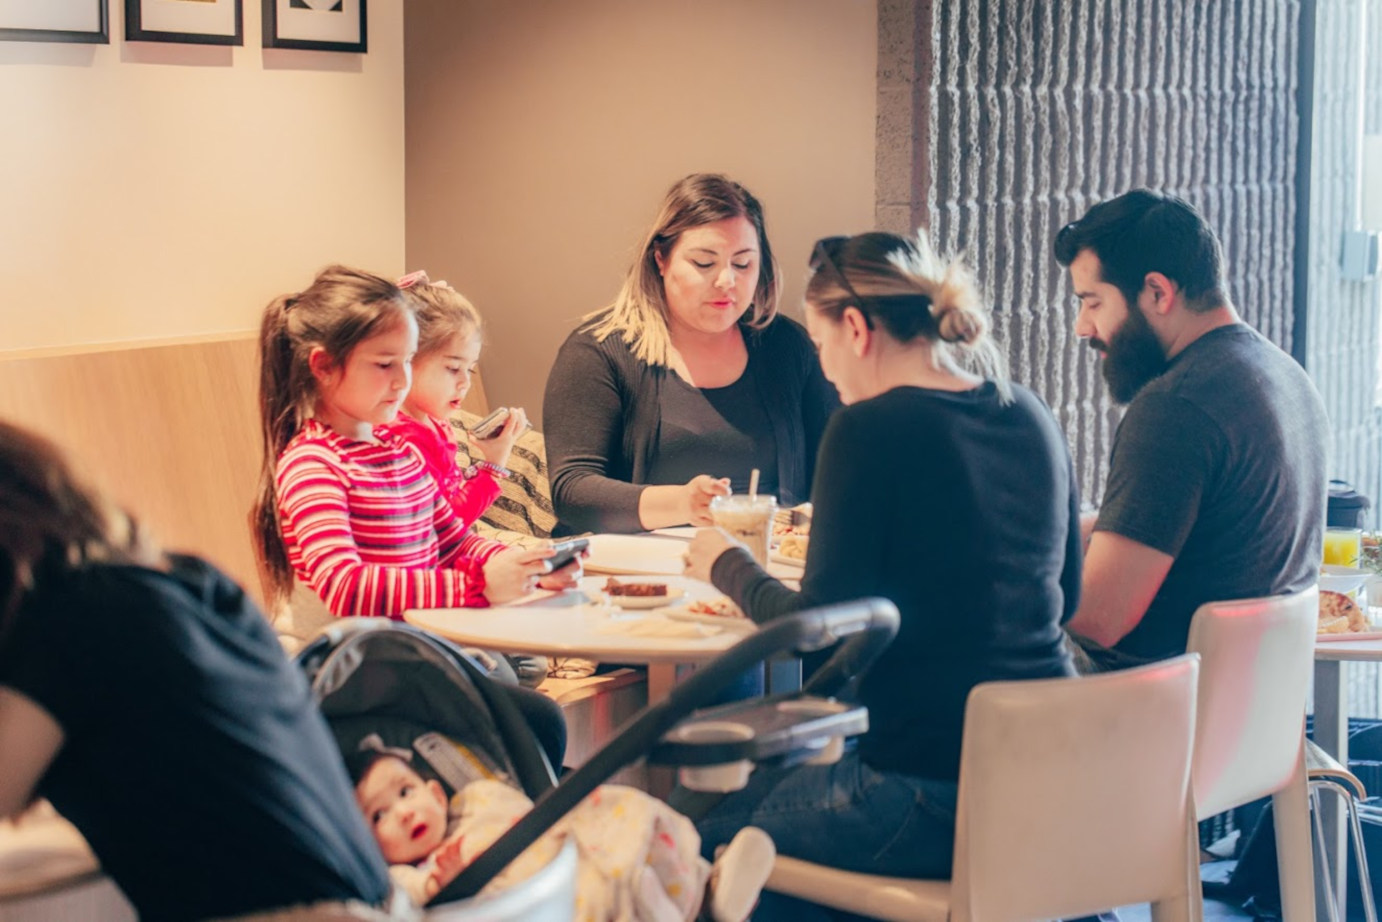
[471,407,511,440]
[544,537,589,572]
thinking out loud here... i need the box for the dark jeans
[670,752,958,922]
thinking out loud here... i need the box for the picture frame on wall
[0,0,108,43]
[126,0,242,46]
[262,0,365,53]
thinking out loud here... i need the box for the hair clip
[356,733,413,762]
[397,270,431,290]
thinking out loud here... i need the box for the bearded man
[1054,190,1327,669]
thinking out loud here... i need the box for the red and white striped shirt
[276,419,505,618]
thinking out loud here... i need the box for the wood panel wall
[0,336,490,603]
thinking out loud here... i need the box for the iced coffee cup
[710,494,777,566]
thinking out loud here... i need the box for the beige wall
[0,3,405,352]
[404,0,877,418]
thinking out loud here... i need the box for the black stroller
[296,598,900,919]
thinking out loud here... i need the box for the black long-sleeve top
[542,315,839,534]
[711,383,1081,782]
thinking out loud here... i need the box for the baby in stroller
[350,742,773,921]
[301,619,773,921]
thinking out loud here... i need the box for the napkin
[595,617,722,638]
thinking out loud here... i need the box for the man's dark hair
[1053,189,1228,313]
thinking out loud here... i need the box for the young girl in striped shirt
[380,271,529,529]
[252,265,580,624]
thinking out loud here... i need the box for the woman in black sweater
[542,173,838,535]
[680,232,1080,917]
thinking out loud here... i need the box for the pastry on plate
[777,534,809,560]
[603,578,668,597]
[1319,589,1368,634]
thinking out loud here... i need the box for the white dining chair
[765,655,1202,922]
[1186,586,1319,922]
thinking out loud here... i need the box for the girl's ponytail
[252,294,300,603]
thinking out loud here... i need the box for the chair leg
[1313,778,1379,922]
[1345,789,1379,922]
[1152,895,1195,922]
[1276,751,1319,922]
[1311,785,1343,922]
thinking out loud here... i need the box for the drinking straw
[749,468,760,499]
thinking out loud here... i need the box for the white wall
[404,0,878,417]
[0,2,405,352]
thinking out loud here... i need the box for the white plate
[1317,630,1382,643]
[606,587,685,610]
[769,550,806,569]
[650,526,698,539]
[664,608,757,632]
[1321,565,1371,595]
[583,534,688,576]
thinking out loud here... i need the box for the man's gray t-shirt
[1096,323,1328,660]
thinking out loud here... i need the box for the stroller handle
[436,596,900,902]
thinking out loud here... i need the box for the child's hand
[536,547,586,591]
[469,407,528,470]
[482,546,554,604]
[431,834,469,886]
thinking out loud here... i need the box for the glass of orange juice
[1324,527,1364,567]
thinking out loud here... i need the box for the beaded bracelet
[463,460,511,480]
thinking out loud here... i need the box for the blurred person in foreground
[0,420,410,921]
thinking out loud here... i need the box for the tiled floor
[1117,899,1255,922]
[1117,862,1257,922]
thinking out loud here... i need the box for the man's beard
[1090,303,1167,404]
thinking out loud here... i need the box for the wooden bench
[0,334,494,603]
[537,668,650,787]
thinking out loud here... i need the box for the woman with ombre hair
[542,173,839,536]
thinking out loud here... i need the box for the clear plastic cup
[710,494,777,566]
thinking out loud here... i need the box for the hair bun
[931,265,985,344]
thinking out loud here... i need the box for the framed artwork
[0,0,108,43]
[126,0,242,45]
[262,0,365,53]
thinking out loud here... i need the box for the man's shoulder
[1138,324,1314,416]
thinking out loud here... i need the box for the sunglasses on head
[810,236,874,327]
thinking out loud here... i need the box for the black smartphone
[471,407,511,440]
[545,537,589,572]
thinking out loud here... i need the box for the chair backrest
[951,655,1200,922]
[1187,585,1319,818]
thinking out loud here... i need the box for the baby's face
[355,756,449,864]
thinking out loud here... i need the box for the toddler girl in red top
[251,265,580,625]
[380,271,529,529]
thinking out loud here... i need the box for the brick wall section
[877,1,1303,505]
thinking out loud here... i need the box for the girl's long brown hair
[0,421,159,644]
[251,265,410,604]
